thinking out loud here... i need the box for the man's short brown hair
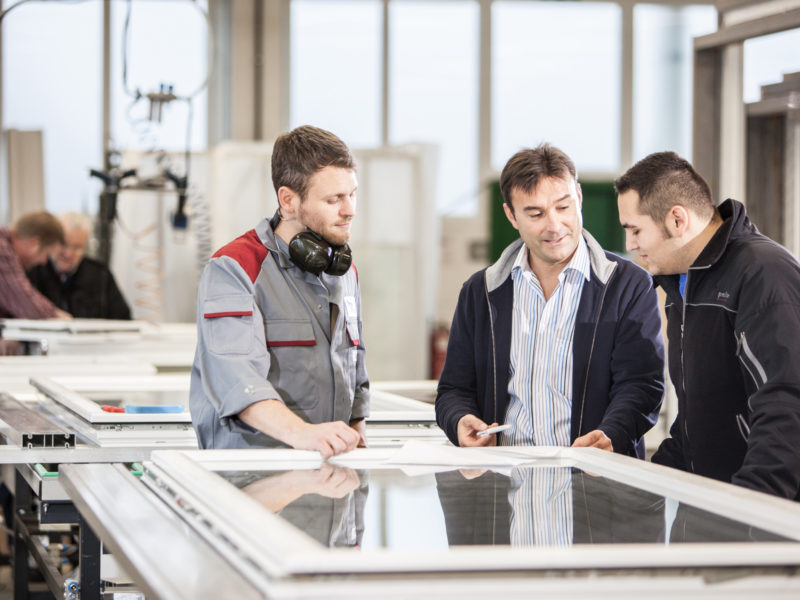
[271,125,355,200]
[614,151,715,224]
[499,143,578,214]
[11,211,65,246]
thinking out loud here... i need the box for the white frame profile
[142,446,800,583]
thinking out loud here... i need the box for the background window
[110,0,209,154]
[388,0,480,216]
[633,4,717,162]
[744,28,800,104]
[492,1,622,173]
[2,2,103,215]
[290,0,383,149]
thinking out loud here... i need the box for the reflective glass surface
[218,465,790,550]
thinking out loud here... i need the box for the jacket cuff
[599,424,626,454]
[351,391,370,420]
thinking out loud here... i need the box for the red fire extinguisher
[430,324,450,380]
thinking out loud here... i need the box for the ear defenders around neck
[270,209,352,276]
[289,230,352,276]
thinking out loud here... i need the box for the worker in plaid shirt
[0,211,71,322]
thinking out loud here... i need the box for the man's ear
[664,205,690,237]
[503,203,520,231]
[277,186,298,218]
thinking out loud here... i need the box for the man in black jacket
[27,213,131,320]
[616,151,800,501]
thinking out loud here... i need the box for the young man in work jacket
[190,126,369,458]
[617,151,800,500]
[436,144,665,458]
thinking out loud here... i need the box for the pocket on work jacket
[266,319,317,349]
[202,294,255,355]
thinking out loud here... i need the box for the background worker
[0,210,70,320]
[27,212,131,320]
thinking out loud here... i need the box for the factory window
[743,28,800,104]
[633,4,717,161]
[491,1,622,174]
[290,0,383,149]
[388,1,480,215]
[110,0,209,153]
[1,2,103,215]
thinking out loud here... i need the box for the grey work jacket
[189,218,370,449]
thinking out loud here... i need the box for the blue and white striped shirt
[501,237,591,447]
[509,466,573,547]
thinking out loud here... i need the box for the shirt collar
[512,235,591,283]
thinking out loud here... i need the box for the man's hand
[53,309,72,319]
[287,421,360,459]
[242,464,360,511]
[457,414,498,447]
[349,417,368,448]
[239,399,361,459]
[572,429,613,452]
[299,463,361,498]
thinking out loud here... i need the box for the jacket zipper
[484,279,498,425]
[577,265,616,438]
[679,271,692,470]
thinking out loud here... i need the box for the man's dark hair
[271,125,355,200]
[499,144,577,214]
[11,211,65,246]
[614,151,714,224]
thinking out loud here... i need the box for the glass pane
[110,0,209,152]
[1,2,103,214]
[633,5,717,162]
[492,2,621,173]
[218,465,791,549]
[389,1,479,216]
[744,28,800,104]
[79,390,188,408]
[290,0,382,149]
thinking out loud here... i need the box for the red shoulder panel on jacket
[212,229,268,283]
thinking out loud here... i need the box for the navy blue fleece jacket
[436,231,665,458]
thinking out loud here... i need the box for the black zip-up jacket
[653,199,800,501]
[436,231,665,458]
[27,257,131,320]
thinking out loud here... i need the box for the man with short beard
[190,126,369,457]
[617,151,800,500]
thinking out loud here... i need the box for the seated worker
[436,144,664,457]
[0,210,70,320]
[27,212,131,320]
[616,151,800,500]
[190,125,369,458]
